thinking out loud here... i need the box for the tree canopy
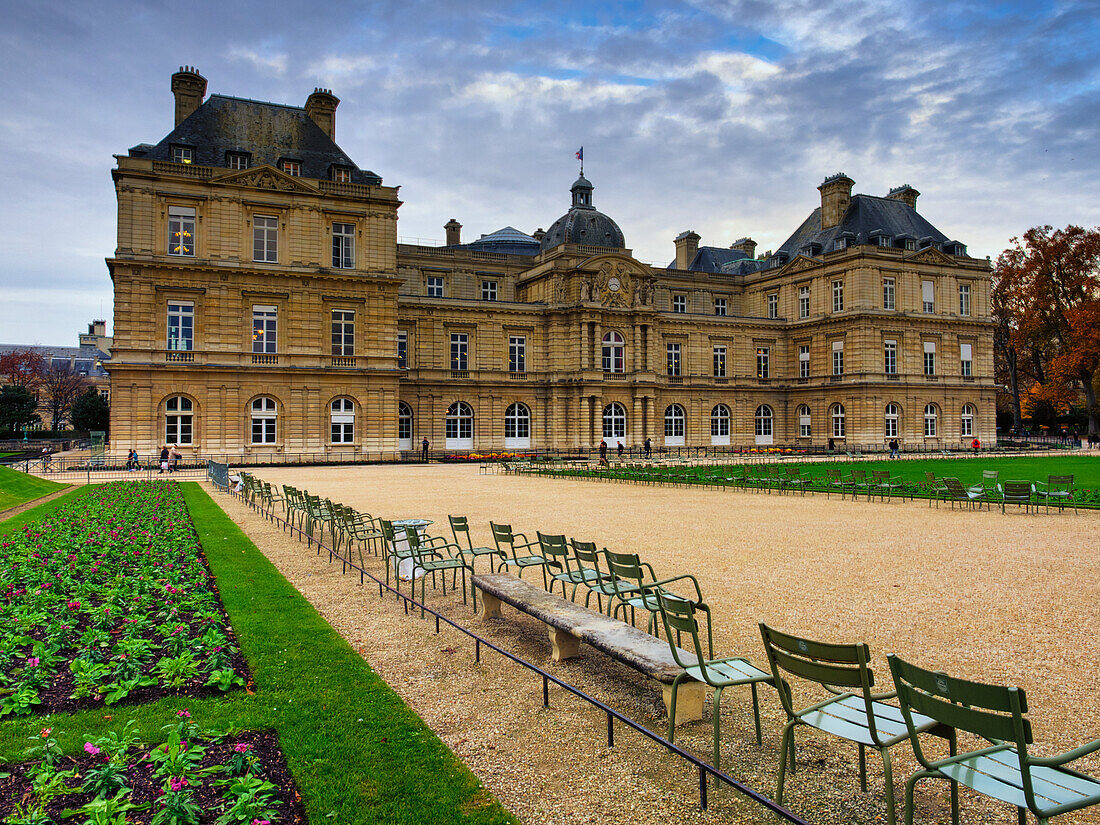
[70,387,110,434]
[0,385,41,434]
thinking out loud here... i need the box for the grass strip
[0,485,90,534]
[0,464,68,511]
[0,482,517,825]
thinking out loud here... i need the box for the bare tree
[40,364,89,431]
[0,348,46,388]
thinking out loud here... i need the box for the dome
[539,174,625,252]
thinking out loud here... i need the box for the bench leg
[662,680,705,726]
[477,590,502,620]
[548,627,580,661]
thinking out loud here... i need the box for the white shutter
[960,343,972,360]
[884,339,896,347]
[924,341,936,354]
[168,205,195,217]
[922,281,934,303]
[832,341,844,352]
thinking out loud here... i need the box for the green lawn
[780,455,1100,489]
[0,464,67,511]
[0,482,517,825]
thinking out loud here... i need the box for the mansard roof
[774,194,950,258]
[132,94,382,184]
[666,246,768,275]
[0,344,110,378]
[463,226,540,256]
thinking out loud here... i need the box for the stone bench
[473,572,707,724]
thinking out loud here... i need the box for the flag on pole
[575,147,583,161]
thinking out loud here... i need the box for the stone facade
[106,71,996,457]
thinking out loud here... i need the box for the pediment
[578,252,649,276]
[906,246,956,266]
[212,165,319,194]
[783,254,820,274]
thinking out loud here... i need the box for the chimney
[91,320,106,337]
[533,227,545,242]
[171,67,207,126]
[674,230,701,270]
[305,88,340,141]
[730,237,757,259]
[818,173,855,230]
[886,184,920,210]
[444,219,462,246]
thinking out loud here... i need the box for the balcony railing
[166,351,194,363]
[152,161,212,179]
[330,356,357,368]
[450,370,470,379]
[829,375,842,382]
[252,354,279,365]
[667,375,684,385]
[508,371,528,380]
[886,373,900,380]
[603,371,629,380]
[714,377,728,384]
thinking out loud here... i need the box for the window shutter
[960,343,972,360]
[924,341,936,354]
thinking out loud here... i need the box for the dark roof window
[330,165,352,183]
[171,145,194,164]
[279,158,302,176]
[226,151,250,170]
[800,242,822,256]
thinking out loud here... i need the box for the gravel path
[211,464,1100,825]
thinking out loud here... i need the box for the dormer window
[833,238,847,252]
[800,242,822,257]
[280,159,301,177]
[226,151,250,170]
[896,234,916,251]
[171,145,193,165]
[330,165,352,183]
[945,241,967,256]
[870,230,891,247]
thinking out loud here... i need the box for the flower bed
[0,712,305,824]
[0,482,249,716]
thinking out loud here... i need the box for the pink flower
[169,777,188,791]
[27,657,39,667]
[234,743,251,753]
[176,709,191,718]
[252,820,270,825]
[40,728,52,738]
[84,743,101,755]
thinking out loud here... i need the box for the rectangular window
[666,343,681,376]
[168,206,195,256]
[672,294,687,313]
[171,146,193,164]
[832,280,844,313]
[799,345,810,378]
[877,235,891,247]
[798,286,810,319]
[281,160,301,176]
[714,297,727,316]
[331,310,354,356]
[767,293,778,319]
[960,342,973,377]
[756,347,770,379]
[227,152,249,170]
[482,280,498,301]
[883,277,895,310]
[331,167,351,183]
[799,409,811,438]
[426,276,444,298]
[450,333,468,371]
[332,223,355,269]
[253,215,278,263]
[713,345,726,378]
[922,280,935,313]
[832,341,844,376]
[924,341,936,375]
[509,336,526,372]
[959,283,971,316]
[884,339,897,375]
[252,306,277,354]
[167,302,194,351]
[833,237,847,252]
[397,331,408,369]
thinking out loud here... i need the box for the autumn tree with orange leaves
[992,225,1100,435]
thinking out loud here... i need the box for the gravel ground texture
[211,464,1100,825]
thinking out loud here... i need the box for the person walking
[598,439,609,467]
[889,438,899,459]
[169,445,181,473]
[421,436,430,462]
[158,445,169,474]
[616,440,624,459]
[644,437,652,459]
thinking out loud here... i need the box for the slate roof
[666,246,767,274]
[0,345,110,378]
[773,195,952,259]
[462,226,540,256]
[131,94,382,184]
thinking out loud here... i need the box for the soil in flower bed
[0,482,250,716]
[0,727,306,824]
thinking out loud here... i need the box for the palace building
[106,69,996,457]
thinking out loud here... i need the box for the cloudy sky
[1,0,1097,345]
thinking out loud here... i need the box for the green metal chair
[378,519,420,595]
[941,477,987,509]
[782,466,811,495]
[404,529,475,616]
[923,472,948,507]
[489,522,552,589]
[968,470,1002,506]
[871,470,905,501]
[888,653,1100,825]
[1001,480,1034,514]
[656,594,773,782]
[1035,475,1075,513]
[449,515,506,573]
[602,549,702,637]
[846,468,872,500]
[535,532,581,598]
[758,623,953,825]
[569,539,618,610]
[826,466,846,498]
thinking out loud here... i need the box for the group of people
[156,445,181,473]
[598,437,653,466]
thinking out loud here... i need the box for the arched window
[711,404,730,446]
[398,402,413,449]
[601,332,625,373]
[504,402,531,448]
[445,402,474,449]
[797,405,811,438]
[884,403,900,438]
[250,397,277,444]
[330,398,354,444]
[924,403,938,437]
[664,403,685,446]
[602,402,626,441]
[755,404,774,445]
[831,404,846,439]
[165,396,193,445]
[961,404,975,437]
